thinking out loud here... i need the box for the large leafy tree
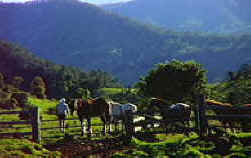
[137,60,207,104]
[226,64,251,105]
[206,64,251,105]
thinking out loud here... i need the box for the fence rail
[0,121,31,125]
[0,110,30,115]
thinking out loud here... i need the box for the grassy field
[113,132,251,158]
[0,97,110,157]
[99,88,138,96]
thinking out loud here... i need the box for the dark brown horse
[72,98,111,136]
[206,99,234,132]
[206,100,251,133]
[150,98,191,133]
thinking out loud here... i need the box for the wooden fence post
[197,94,207,136]
[124,111,134,144]
[31,107,41,143]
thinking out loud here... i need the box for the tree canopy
[208,63,251,105]
[137,60,207,104]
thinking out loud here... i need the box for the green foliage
[0,41,122,99]
[30,76,47,99]
[12,76,24,89]
[98,88,142,104]
[0,139,60,157]
[0,72,4,89]
[11,92,29,106]
[208,64,251,105]
[71,88,91,99]
[114,133,251,158]
[137,60,207,104]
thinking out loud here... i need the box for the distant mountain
[0,0,251,85]
[102,0,251,33]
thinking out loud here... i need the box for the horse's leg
[80,118,85,136]
[115,121,118,133]
[102,115,106,136]
[109,116,114,133]
[108,122,112,134]
[62,120,65,133]
[87,117,92,137]
[60,120,63,132]
[59,120,62,132]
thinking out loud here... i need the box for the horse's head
[67,98,82,116]
[150,97,168,110]
[122,103,137,113]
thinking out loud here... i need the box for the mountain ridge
[102,0,251,33]
[1,0,251,85]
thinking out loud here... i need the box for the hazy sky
[1,0,133,4]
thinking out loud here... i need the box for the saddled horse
[70,97,111,136]
[108,101,137,132]
[150,98,191,133]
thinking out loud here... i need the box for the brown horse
[150,98,191,134]
[72,98,111,136]
[206,99,235,132]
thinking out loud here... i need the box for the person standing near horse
[56,98,70,133]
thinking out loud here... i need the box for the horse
[150,98,191,134]
[206,99,236,132]
[236,104,251,132]
[108,101,137,133]
[71,97,111,136]
[68,98,76,116]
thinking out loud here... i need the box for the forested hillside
[1,0,251,84]
[0,40,121,99]
[103,0,251,33]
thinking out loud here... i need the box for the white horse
[108,101,137,132]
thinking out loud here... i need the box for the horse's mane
[151,97,168,104]
[206,99,232,107]
[150,97,169,110]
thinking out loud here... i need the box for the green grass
[0,97,112,157]
[99,88,138,96]
[28,97,58,113]
[112,132,251,158]
[99,88,124,95]
[0,139,60,158]
[27,97,107,144]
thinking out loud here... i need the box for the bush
[11,92,29,107]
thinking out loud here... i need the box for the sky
[0,0,133,4]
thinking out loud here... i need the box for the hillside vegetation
[0,40,121,101]
[1,0,251,84]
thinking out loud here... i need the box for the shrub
[11,92,29,107]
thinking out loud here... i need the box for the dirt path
[45,136,132,158]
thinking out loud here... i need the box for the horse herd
[68,97,251,136]
[67,97,192,136]
[68,98,138,136]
